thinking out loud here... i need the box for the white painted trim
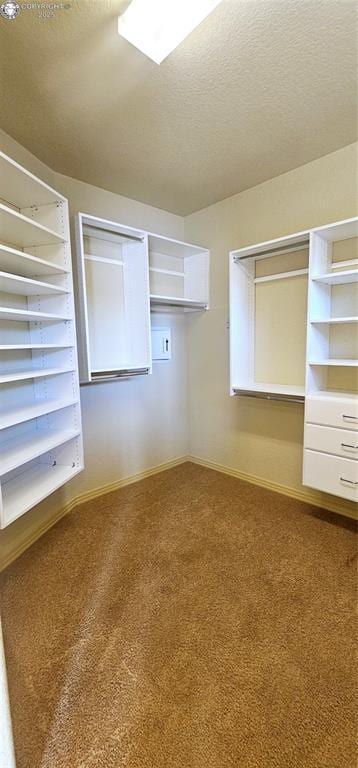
[0,620,16,768]
[188,455,357,519]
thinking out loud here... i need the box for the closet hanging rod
[233,388,305,404]
[233,240,310,262]
[81,368,150,385]
[82,224,144,244]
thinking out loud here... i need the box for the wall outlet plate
[151,327,172,360]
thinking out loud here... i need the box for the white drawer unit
[303,450,358,502]
[305,395,358,430]
[304,424,358,459]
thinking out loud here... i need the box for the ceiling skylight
[118,0,223,65]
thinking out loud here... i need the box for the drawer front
[304,424,358,459]
[305,396,358,430]
[303,449,358,501]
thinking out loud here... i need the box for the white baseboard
[188,454,357,520]
[0,456,188,573]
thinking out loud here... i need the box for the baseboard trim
[188,454,357,519]
[0,456,188,573]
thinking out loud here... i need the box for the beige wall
[0,130,188,569]
[184,143,358,513]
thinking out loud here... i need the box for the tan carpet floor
[0,462,357,768]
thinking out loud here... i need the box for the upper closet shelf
[312,269,358,285]
[231,231,309,262]
[0,204,64,248]
[0,271,68,296]
[309,359,358,367]
[0,244,67,278]
[311,316,358,324]
[0,150,65,209]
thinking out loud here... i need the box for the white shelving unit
[74,213,152,383]
[303,217,358,502]
[229,231,309,402]
[148,233,209,312]
[0,150,83,528]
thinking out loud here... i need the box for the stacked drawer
[303,395,358,501]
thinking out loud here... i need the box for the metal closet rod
[81,368,150,385]
[233,389,305,404]
[83,223,144,244]
[234,240,310,261]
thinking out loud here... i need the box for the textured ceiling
[0,0,356,215]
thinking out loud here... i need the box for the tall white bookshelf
[0,151,83,528]
[303,217,358,501]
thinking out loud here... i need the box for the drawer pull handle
[341,443,358,449]
[342,414,358,421]
[340,477,358,486]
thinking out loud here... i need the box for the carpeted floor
[0,462,357,768]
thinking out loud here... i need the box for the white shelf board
[0,343,73,351]
[1,463,81,527]
[309,359,358,367]
[231,230,309,262]
[0,204,64,248]
[232,382,305,400]
[150,295,207,310]
[0,271,68,296]
[149,266,184,277]
[313,269,358,285]
[0,427,80,476]
[0,306,70,322]
[311,316,358,324]
[254,268,308,284]
[0,397,77,430]
[0,366,74,384]
[148,234,208,259]
[308,390,358,401]
[0,243,67,277]
[312,217,358,242]
[0,150,66,209]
